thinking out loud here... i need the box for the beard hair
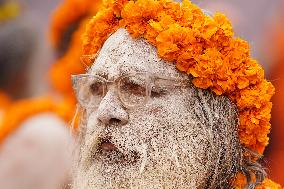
[72,135,205,189]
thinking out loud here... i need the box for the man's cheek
[86,111,100,131]
[149,106,163,114]
[145,98,169,115]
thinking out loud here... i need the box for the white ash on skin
[72,29,242,189]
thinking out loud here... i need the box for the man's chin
[73,164,200,189]
[72,167,135,189]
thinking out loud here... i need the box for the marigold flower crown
[82,0,275,156]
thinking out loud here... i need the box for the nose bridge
[105,79,117,92]
[100,89,120,111]
[97,89,128,125]
[102,78,120,103]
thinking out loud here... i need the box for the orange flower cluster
[49,0,101,48]
[82,0,275,155]
[0,97,75,144]
[256,179,282,189]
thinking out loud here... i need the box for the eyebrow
[119,65,148,75]
[91,66,149,80]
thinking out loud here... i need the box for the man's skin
[72,28,242,189]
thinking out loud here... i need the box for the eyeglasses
[71,72,190,109]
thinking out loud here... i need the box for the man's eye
[90,82,104,96]
[151,86,168,97]
[121,81,146,96]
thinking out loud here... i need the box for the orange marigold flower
[214,13,233,37]
[236,80,274,110]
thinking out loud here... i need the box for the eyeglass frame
[71,71,191,109]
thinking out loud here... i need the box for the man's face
[73,29,240,189]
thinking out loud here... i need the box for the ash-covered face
[72,29,242,189]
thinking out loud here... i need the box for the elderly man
[71,0,281,188]
[73,28,243,189]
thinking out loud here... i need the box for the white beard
[73,119,208,189]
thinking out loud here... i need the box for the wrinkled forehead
[89,28,188,80]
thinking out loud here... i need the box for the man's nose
[96,91,129,125]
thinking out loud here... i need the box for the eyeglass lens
[75,73,149,108]
[118,74,148,108]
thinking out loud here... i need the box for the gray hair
[191,88,266,188]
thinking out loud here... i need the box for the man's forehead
[89,28,187,80]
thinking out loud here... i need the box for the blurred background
[0,0,62,97]
[0,0,283,188]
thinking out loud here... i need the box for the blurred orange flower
[49,0,102,100]
[0,91,11,109]
[0,97,75,144]
[49,0,101,48]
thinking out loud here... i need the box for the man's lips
[93,137,140,165]
[100,139,117,151]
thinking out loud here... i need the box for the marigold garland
[0,97,76,144]
[81,0,278,187]
[255,179,282,189]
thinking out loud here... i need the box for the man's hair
[189,88,266,188]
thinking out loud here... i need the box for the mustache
[77,124,104,170]
[78,123,144,170]
[78,119,200,175]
